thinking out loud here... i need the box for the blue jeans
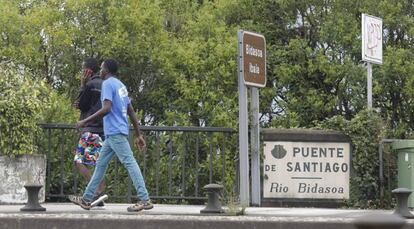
[83,134,149,202]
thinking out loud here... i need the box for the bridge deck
[0,203,413,229]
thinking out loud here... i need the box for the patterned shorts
[74,132,103,166]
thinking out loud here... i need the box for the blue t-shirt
[101,76,130,136]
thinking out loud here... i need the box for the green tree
[0,63,51,156]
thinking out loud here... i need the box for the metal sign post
[238,30,249,207]
[238,30,266,207]
[367,62,373,109]
[362,13,383,109]
[250,87,261,206]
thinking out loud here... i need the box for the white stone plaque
[263,141,350,199]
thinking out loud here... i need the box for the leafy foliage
[2,0,414,131]
[316,110,391,208]
[0,63,51,156]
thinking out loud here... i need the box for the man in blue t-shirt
[70,59,153,212]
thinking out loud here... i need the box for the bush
[317,109,387,208]
[0,63,51,156]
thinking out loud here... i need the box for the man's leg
[76,163,91,180]
[96,177,106,195]
[83,140,114,201]
[75,163,105,194]
[109,134,149,201]
[95,133,106,194]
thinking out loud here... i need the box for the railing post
[200,184,225,214]
[20,185,46,211]
[392,188,414,218]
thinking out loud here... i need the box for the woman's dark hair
[83,58,100,73]
[102,59,118,74]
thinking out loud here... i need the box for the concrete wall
[0,214,413,229]
[0,154,46,204]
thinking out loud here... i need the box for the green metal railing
[37,123,237,204]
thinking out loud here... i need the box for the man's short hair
[83,58,100,73]
[103,59,118,74]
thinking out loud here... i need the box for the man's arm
[76,100,112,128]
[127,103,146,150]
[76,69,93,111]
[127,103,141,137]
[77,84,93,111]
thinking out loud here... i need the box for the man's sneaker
[68,195,91,210]
[96,201,104,207]
[92,193,107,207]
[90,194,108,208]
[127,200,154,212]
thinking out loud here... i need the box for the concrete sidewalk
[0,203,388,217]
[0,203,412,229]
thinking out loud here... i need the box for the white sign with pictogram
[362,13,383,64]
[263,141,350,199]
